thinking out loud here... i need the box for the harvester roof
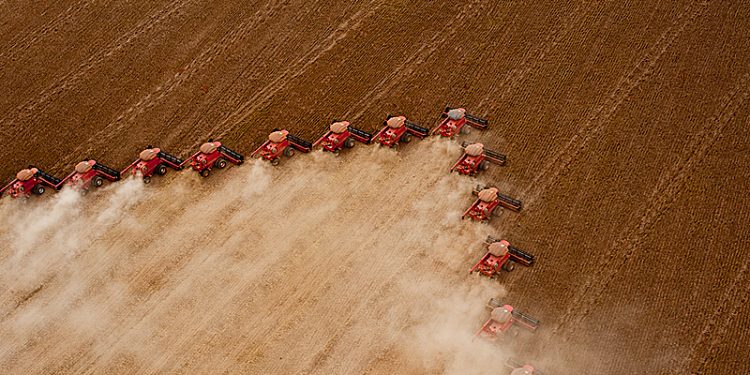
[447,108,466,120]
[386,116,405,128]
[269,130,287,143]
[478,187,499,202]
[75,161,93,173]
[139,149,158,161]
[16,168,38,181]
[330,121,349,134]
[465,143,484,156]
[200,142,218,154]
[488,241,508,256]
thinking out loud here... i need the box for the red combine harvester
[252,129,312,165]
[373,115,429,148]
[476,298,539,340]
[506,359,544,375]
[463,184,522,222]
[469,236,535,277]
[0,166,62,198]
[60,160,121,191]
[451,141,507,176]
[121,146,184,183]
[432,107,488,138]
[313,121,373,154]
[186,141,244,177]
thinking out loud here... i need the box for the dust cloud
[0,138,533,374]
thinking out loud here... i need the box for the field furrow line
[551,73,749,334]
[57,0,285,168]
[520,1,708,207]
[2,0,195,136]
[345,0,485,121]
[212,1,380,139]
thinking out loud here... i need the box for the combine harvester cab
[121,147,184,183]
[506,359,544,375]
[373,115,429,148]
[476,298,539,340]
[433,107,488,138]
[469,236,535,277]
[60,160,121,191]
[313,121,372,154]
[252,129,312,165]
[451,141,507,176]
[462,184,522,222]
[186,141,244,177]
[0,166,62,198]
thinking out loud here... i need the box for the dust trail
[0,138,534,374]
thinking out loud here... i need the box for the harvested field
[1,1,749,374]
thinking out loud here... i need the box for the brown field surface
[1,1,749,374]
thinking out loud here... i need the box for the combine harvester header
[121,146,184,183]
[373,115,429,148]
[433,107,488,138]
[253,129,312,165]
[314,121,372,154]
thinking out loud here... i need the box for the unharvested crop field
[1,1,749,374]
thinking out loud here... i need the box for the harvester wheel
[284,147,295,157]
[200,169,211,178]
[479,160,489,171]
[502,261,515,272]
[345,138,356,148]
[93,176,104,188]
[271,158,280,166]
[461,126,471,135]
[156,164,168,175]
[32,185,45,195]
[401,133,412,143]
[215,158,227,169]
[143,176,151,184]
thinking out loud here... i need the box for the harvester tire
[271,158,280,166]
[32,185,45,195]
[283,148,295,157]
[93,176,104,188]
[461,126,471,135]
[502,261,515,272]
[143,176,151,184]
[401,133,412,143]
[345,138,356,148]
[479,160,489,171]
[200,169,211,178]
[156,164,168,175]
[215,158,227,169]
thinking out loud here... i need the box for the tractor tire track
[344,0,485,121]
[2,0,195,138]
[551,73,750,335]
[57,0,286,171]
[0,0,94,62]
[520,1,708,207]
[212,1,380,139]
